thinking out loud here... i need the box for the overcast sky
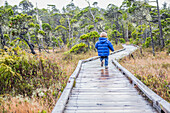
[0,0,170,10]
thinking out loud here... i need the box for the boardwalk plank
[66,101,151,107]
[65,106,154,110]
[64,109,156,113]
[67,98,147,102]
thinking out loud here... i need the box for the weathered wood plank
[72,87,135,90]
[64,109,157,113]
[66,103,151,108]
[77,76,126,79]
[69,95,143,99]
[75,78,129,81]
[66,101,151,107]
[67,98,147,102]
[65,106,154,110]
[71,89,137,93]
[75,81,130,85]
[74,84,133,88]
[76,77,131,81]
[70,92,139,95]
[65,106,156,112]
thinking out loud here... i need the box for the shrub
[42,23,52,31]
[67,41,71,48]
[89,31,100,40]
[69,43,88,54]
[3,34,9,40]
[66,38,73,48]
[88,25,94,30]
[38,30,45,36]
[28,22,35,27]
[119,38,126,44]
[144,37,151,48]
[80,34,89,40]
[104,26,109,30]
[165,40,170,47]
[129,38,133,44]
[0,47,63,97]
[133,38,140,45]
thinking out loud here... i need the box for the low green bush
[69,43,88,54]
[142,37,151,48]
[119,38,126,44]
[129,38,133,44]
[0,46,64,97]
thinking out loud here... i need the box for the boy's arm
[95,42,98,49]
[108,41,114,52]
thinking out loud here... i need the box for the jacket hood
[99,37,108,43]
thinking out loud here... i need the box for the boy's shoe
[101,61,104,67]
[105,66,108,69]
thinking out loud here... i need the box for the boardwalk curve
[52,45,170,113]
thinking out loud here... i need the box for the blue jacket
[95,37,114,56]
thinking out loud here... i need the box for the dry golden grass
[113,44,124,51]
[1,44,123,113]
[1,96,44,113]
[120,48,170,102]
[42,47,98,77]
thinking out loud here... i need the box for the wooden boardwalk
[64,45,157,113]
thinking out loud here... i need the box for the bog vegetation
[0,0,169,112]
[120,48,170,102]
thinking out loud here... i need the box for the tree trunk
[86,0,99,33]
[28,33,31,42]
[121,22,125,39]
[86,40,90,49]
[53,42,55,52]
[144,29,147,43]
[139,20,145,44]
[72,28,74,39]
[156,0,164,49]
[94,23,98,33]
[115,33,118,45]
[35,32,41,53]
[62,34,66,44]
[116,17,120,32]
[19,34,36,54]
[149,21,155,56]
[127,24,128,40]
[111,21,114,28]
[0,25,6,49]
[67,16,71,39]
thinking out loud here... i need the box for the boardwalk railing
[52,48,125,113]
[112,59,170,113]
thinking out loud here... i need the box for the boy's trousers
[100,56,108,66]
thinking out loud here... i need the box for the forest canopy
[0,0,169,55]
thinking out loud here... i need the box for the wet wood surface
[64,45,157,113]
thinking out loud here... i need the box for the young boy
[95,32,114,69]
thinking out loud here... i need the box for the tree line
[0,0,169,55]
